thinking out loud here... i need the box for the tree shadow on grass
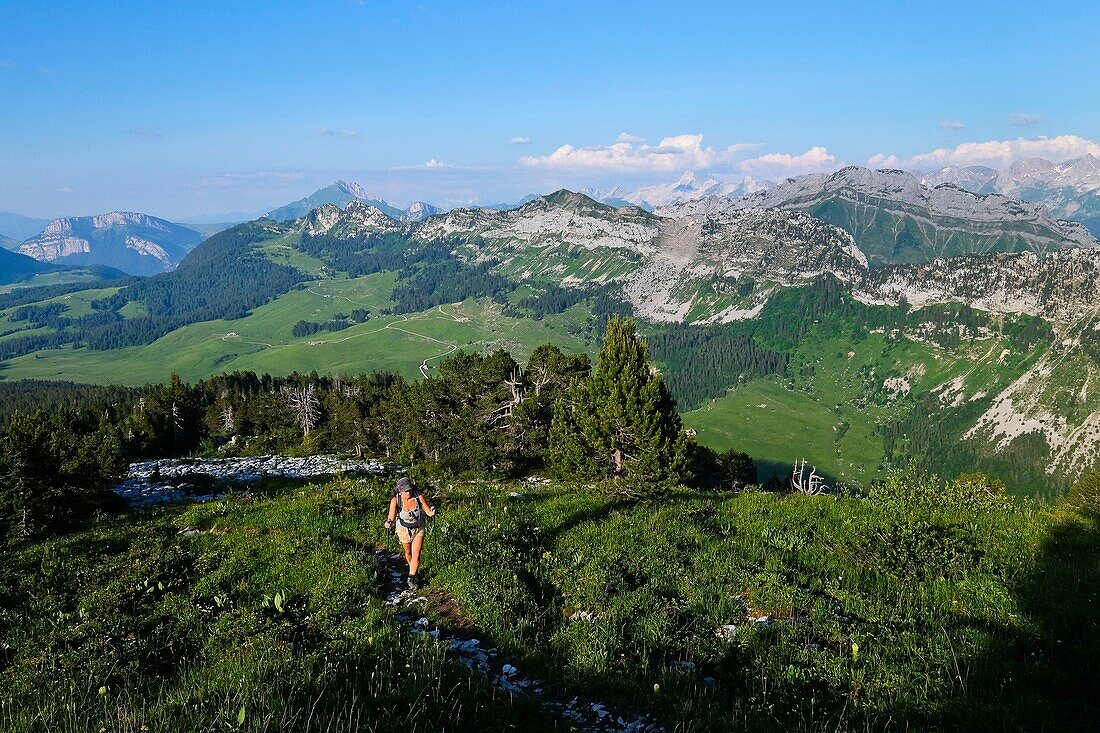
[956,509,1100,730]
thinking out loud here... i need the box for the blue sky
[1,0,1098,219]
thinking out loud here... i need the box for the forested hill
[3,194,1100,492]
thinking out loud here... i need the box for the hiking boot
[407,575,419,590]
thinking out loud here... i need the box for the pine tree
[550,317,690,492]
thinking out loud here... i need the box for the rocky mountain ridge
[288,189,1100,327]
[918,154,1100,236]
[18,211,204,275]
[721,166,1097,264]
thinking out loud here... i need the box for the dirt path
[373,548,663,732]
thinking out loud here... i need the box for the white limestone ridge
[403,201,443,222]
[728,166,1097,250]
[332,179,375,200]
[17,211,202,274]
[918,165,998,190]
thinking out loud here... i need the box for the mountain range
[16,212,205,276]
[4,186,1100,488]
[265,180,442,223]
[285,191,1100,480]
[585,171,772,209]
[293,190,1099,326]
[720,166,1097,264]
[918,154,1100,236]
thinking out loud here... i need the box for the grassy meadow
[2,473,1098,731]
[0,274,595,384]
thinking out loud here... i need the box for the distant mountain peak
[912,155,1100,237]
[17,211,203,275]
[584,172,773,210]
[268,182,442,224]
[332,179,375,200]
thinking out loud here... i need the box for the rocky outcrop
[114,454,389,506]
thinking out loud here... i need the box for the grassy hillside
[0,274,594,383]
[683,318,1049,492]
[0,220,1085,492]
[2,474,1097,731]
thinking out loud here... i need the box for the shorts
[396,523,424,544]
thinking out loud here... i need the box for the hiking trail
[373,548,664,733]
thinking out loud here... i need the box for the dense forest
[0,319,755,540]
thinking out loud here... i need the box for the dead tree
[283,383,321,436]
[484,368,525,427]
[790,458,827,495]
[219,405,236,434]
[171,402,184,445]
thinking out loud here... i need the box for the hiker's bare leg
[401,542,413,568]
[409,532,425,577]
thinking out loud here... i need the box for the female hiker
[383,476,436,589]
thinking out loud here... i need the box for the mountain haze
[0,212,51,243]
[266,180,442,223]
[18,212,204,275]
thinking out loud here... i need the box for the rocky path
[373,548,664,733]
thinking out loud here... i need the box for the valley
[3,175,1100,496]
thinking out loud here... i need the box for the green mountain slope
[3,196,1100,492]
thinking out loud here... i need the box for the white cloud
[391,159,463,171]
[737,146,837,178]
[316,126,334,136]
[867,153,902,168]
[903,134,1100,169]
[339,129,359,138]
[1010,113,1042,126]
[521,133,746,173]
[616,132,644,144]
[510,137,532,145]
[57,186,74,193]
[37,66,54,75]
[939,119,965,130]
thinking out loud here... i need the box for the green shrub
[1063,469,1100,516]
